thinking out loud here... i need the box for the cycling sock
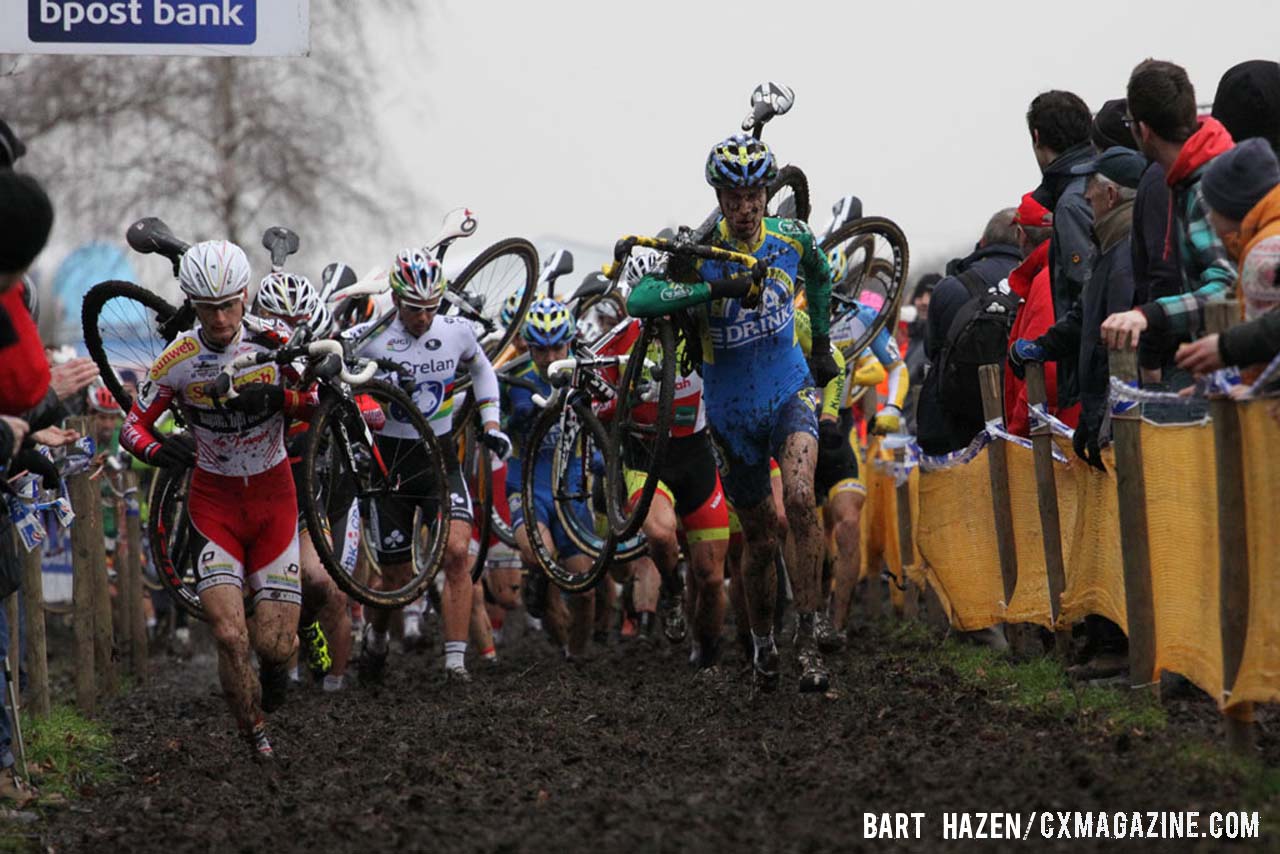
[365,628,389,656]
[444,641,467,670]
[479,646,497,661]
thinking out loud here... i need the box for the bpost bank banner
[0,0,309,56]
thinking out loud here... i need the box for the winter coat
[1078,199,1136,436]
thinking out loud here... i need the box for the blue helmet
[705,133,777,189]
[521,297,575,347]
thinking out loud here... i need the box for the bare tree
[2,1,420,256]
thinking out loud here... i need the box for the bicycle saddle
[262,226,301,268]
[126,217,191,261]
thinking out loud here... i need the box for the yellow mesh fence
[1058,447,1128,634]
[1228,401,1280,710]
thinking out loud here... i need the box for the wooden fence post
[122,471,148,683]
[978,364,1019,646]
[20,543,48,720]
[1107,350,1158,696]
[893,446,919,620]
[65,418,98,715]
[92,482,116,699]
[1023,363,1072,660]
[1205,302,1254,753]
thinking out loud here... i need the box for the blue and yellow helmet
[522,297,575,347]
[705,133,777,190]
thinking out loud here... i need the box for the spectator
[1101,60,1236,354]
[1003,193,1063,437]
[1027,90,1096,409]
[1071,148,1145,469]
[1211,60,1280,156]
[902,272,939,432]
[1091,99,1137,152]
[916,210,1021,455]
[1176,139,1280,374]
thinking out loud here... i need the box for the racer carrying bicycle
[252,271,352,690]
[627,134,841,693]
[344,249,509,683]
[121,241,318,759]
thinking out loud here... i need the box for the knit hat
[1211,60,1280,153]
[0,120,24,169]
[1201,138,1280,221]
[1091,99,1136,151]
[1012,192,1053,227]
[0,172,54,274]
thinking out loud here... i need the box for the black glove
[706,275,754,301]
[1072,418,1106,473]
[809,333,841,388]
[818,418,845,452]
[313,352,343,381]
[666,253,700,284]
[8,448,59,489]
[225,382,285,416]
[479,428,513,462]
[150,433,196,469]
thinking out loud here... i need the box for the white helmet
[389,248,446,308]
[178,240,251,302]
[306,301,334,339]
[623,248,665,288]
[255,271,320,321]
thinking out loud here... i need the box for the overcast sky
[363,0,1280,279]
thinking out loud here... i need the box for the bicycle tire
[449,237,538,358]
[604,317,676,541]
[520,393,616,593]
[819,216,910,361]
[461,414,494,584]
[767,164,811,223]
[301,381,450,608]
[81,280,185,411]
[147,461,205,620]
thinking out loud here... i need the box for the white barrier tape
[5,494,45,552]
[1243,351,1280,398]
[1028,403,1076,440]
[984,418,1069,463]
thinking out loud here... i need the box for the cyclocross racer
[344,249,509,683]
[628,134,840,693]
[121,241,317,759]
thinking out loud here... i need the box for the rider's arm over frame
[868,327,910,412]
[797,225,833,339]
[120,378,175,462]
[626,272,716,317]
[462,342,501,429]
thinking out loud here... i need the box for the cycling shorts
[727,459,780,536]
[623,432,728,544]
[710,389,818,509]
[815,423,864,503]
[368,435,472,564]
[509,483,588,561]
[188,459,302,606]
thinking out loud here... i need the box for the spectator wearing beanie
[1212,60,1280,156]
[0,171,54,415]
[1178,139,1280,374]
[1091,99,1137,152]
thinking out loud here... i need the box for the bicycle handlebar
[603,234,765,282]
[214,339,379,400]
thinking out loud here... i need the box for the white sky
[365,0,1280,278]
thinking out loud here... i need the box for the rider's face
[717,186,767,241]
[396,297,437,337]
[193,292,246,347]
[529,342,569,377]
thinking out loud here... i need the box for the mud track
[42,618,1276,853]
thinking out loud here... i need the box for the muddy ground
[25,607,1280,854]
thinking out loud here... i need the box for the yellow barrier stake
[1023,363,1071,660]
[978,364,1018,647]
[1205,302,1254,754]
[1107,350,1157,696]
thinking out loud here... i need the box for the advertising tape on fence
[1,0,309,56]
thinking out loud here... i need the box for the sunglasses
[398,302,438,316]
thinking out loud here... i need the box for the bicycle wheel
[147,461,205,620]
[820,217,910,361]
[449,238,538,357]
[82,281,191,411]
[604,317,676,541]
[521,393,616,593]
[300,380,450,608]
[460,414,494,584]
[767,164,811,222]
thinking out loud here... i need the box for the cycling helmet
[178,240,252,302]
[623,248,665,288]
[254,271,320,321]
[389,248,445,308]
[501,288,527,328]
[705,133,777,189]
[87,380,119,414]
[826,247,848,285]
[521,297,575,347]
[307,301,335,339]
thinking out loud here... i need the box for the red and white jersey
[123,317,302,478]
[593,318,705,437]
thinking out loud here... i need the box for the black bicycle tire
[81,280,181,411]
[449,237,539,358]
[768,164,811,223]
[147,462,205,620]
[301,381,450,608]
[819,216,910,361]
[520,393,616,593]
[462,414,493,584]
[604,317,676,541]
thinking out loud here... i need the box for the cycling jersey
[344,315,499,438]
[827,301,909,412]
[592,317,705,436]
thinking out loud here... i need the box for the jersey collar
[716,217,766,254]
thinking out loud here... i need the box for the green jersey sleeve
[626,274,714,318]
[796,224,833,337]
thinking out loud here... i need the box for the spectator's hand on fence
[1,415,29,451]
[1101,310,1148,351]
[49,357,99,400]
[1007,339,1047,380]
[1072,419,1106,473]
[870,405,902,435]
[31,425,79,448]
[1174,334,1223,377]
